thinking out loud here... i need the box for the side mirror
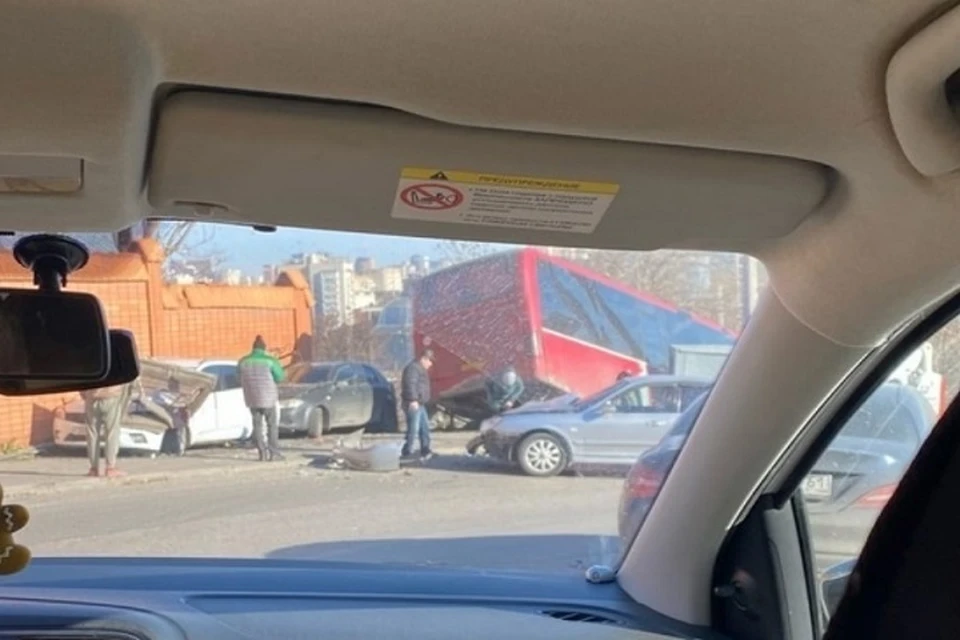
[0,330,140,396]
[600,401,617,415]
[819,558,856,618]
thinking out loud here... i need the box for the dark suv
[618,382,935,557]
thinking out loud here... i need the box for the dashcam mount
[12,234,89,292]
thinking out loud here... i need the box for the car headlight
[278,398,304,410]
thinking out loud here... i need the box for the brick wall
[0,240,313,446]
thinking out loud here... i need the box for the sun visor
[147,90,831,251]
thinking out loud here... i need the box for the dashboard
[0,558,721,639]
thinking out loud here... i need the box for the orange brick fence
[0,239,313,446]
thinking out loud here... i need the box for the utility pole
[739,254,761,327]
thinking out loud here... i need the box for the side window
[202,365,241,391]
[679,385,709,411]
[219,365,241,391]
[335,365,361,385]
[362,365,382,385]
[609,385,681,414]
[808,329,955,622]
[610,387,646,413]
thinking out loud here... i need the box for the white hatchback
[52,358,254,455]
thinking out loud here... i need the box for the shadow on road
[267,534,622,573]
[419,455,629,478]
[295,451,630,478]
[416,454,518,475]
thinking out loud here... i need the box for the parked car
[468,374,711,476]
[804,382,936,560]
[277,361,398,436]
[53,358,252,456]
[617,382,936,558]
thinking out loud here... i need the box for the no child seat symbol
[400,183,464,210]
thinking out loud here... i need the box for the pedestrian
[81,380,135,478]
[238,335,286,462]
[400,349,434,460]
[617,370,634,382]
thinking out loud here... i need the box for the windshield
[286,363,335,384]
[0,223,755,574]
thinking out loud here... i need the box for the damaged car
[53,358,244,456]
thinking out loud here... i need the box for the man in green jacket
[238,335,286,461]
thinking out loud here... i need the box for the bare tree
[152,222,218,257]
[931,319,960,399]
[314,314,376,362]
[436,240,511,264]
[562,248,746,331]
[113,221,226,282]
[117,221,216,256]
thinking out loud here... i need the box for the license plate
[802,473,833,499]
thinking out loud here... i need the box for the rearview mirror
[0,288,109,379]
[0,330,140,396]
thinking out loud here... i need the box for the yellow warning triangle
[430,171,449,180]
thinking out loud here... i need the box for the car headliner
[4,0,960,627]
[0,0,956,344]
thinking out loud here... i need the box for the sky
[1,224,510,276]
[195,225,450,275]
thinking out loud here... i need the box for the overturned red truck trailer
[412,248,735,428]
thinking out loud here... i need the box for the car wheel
[307,407,328,438]
[517,433,568,477]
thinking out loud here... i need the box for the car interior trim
[147,90,832,253]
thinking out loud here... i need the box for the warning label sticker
[391,168,620,234]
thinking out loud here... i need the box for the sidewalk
[0,448,307,499]
[0,432,473,499]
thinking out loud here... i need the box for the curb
[2,445,469,500]
[0,448,40,463]
[3,456,309,500]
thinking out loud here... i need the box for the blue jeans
[403,405,431,456]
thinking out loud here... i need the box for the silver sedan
[468,375,711,476]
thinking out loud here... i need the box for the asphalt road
[12,446,859,575]
[17,455,627,574]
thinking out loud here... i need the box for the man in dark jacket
[238,335,286,462]
[400,349,434,460]
[485,367,525,413]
